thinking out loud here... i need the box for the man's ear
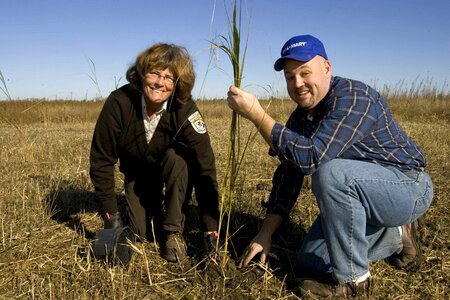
[323,60,332,77]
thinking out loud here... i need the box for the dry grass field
[0,96,449,299]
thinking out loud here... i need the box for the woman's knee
[162,148,188,177]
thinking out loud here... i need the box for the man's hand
[238,232,272,268]
[227,85,262,121]
[237,214,283,268]
[104,212,123,229]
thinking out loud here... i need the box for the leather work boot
[161,232,187,263]
[387,220,422,271]
[298,277,371,298]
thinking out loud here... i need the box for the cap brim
[273,53,318,71]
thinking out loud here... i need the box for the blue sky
[1,0,449,100]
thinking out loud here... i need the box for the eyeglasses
[146,71,175,86]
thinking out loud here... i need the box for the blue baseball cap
[274,34,328,71]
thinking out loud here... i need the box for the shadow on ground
[40,178,115,239]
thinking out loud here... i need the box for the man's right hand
[104,212,123,229]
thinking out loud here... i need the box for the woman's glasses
[146,71,175,86]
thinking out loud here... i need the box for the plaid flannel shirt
[266,76,427,218]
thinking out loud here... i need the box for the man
[226,34,433,297]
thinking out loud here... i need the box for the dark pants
[124,148,217,239]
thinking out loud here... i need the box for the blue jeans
[296,159,433,283]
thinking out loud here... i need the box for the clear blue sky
[1,0,449,100]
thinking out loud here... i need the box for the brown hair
[126,43,195,104]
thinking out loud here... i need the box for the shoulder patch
[188,111,207,134]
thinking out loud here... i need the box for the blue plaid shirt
[266,76,427,218]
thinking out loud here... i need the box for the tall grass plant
[0,69,12,101]
[209,0,251,267]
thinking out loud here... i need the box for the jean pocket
[411,175,433,220]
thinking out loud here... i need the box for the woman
[90,43,219,263]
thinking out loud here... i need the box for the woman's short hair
[126,43,195,104]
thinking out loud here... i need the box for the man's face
[283,56,332,111]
